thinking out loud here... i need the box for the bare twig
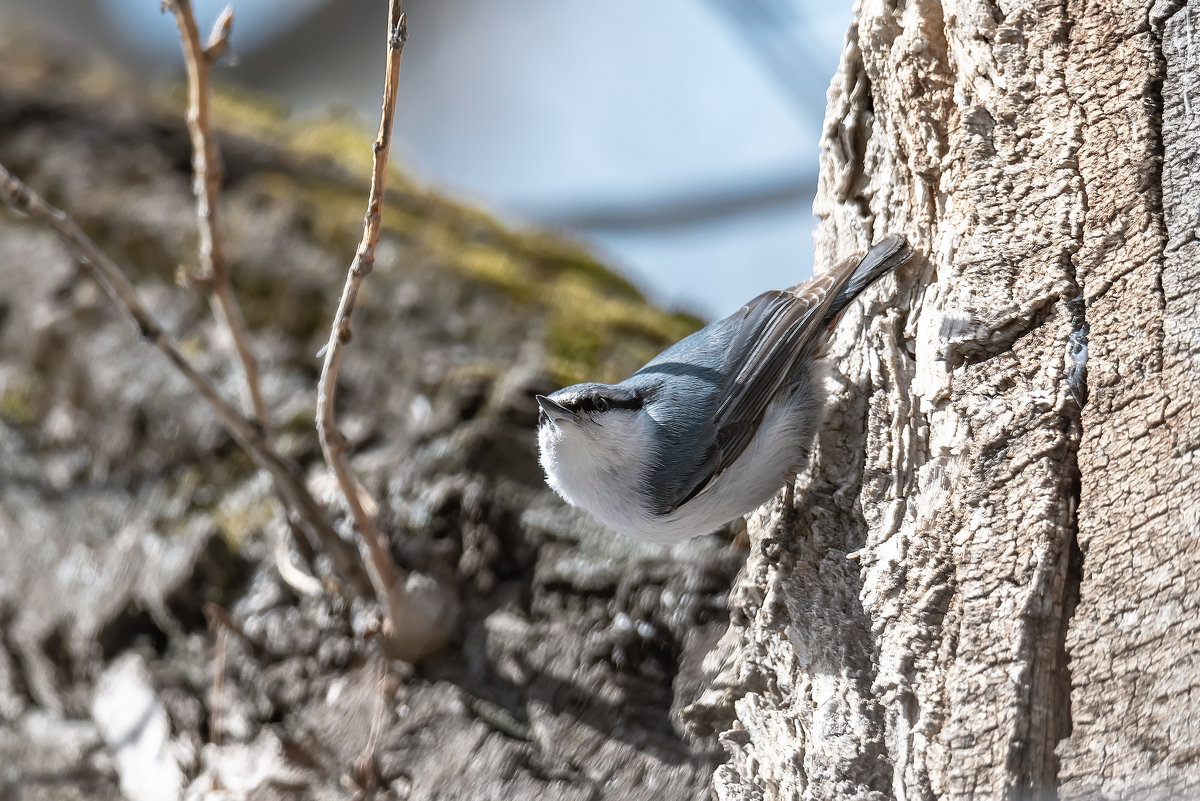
[165,0,269,430]
[0,163,371,596]
[350,660,390,795]
[167,0,328,603]
[275,531,325,597]
[316,0,454,662]
[205,605,228,746]
[316,3,404,600]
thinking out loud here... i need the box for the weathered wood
[1059,1,1200,798]
[706,0,1200,798]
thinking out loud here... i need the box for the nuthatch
[537,236,912,545]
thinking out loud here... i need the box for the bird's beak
[536,395,577,424]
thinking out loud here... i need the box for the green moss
[280,405,319,440]
[217,118,705,390]
[537,266,703,385]
[0,378,38,427]
[208,85,292,139]
[205,87,419,196]
[445,240,538,302]
[545,320,604,382]
[197,449,266,550]
[213,494,277,550]
[541,251,645,302]
[380,208,427,238]
[289,117,384,180]
[167,83,703,387]
[233,268,330,342]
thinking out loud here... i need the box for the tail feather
[821,235,913,327]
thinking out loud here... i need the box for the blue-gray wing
[664,236,911,511]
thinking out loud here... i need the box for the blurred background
[3,0,852,318]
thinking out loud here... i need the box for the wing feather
[664,237,911,511]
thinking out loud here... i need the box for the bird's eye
[595,397,608,412]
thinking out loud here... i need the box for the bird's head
[536,383,644,428]
[535,383,653,501]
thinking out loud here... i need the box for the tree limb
[164,0,269,430]
[316,0,455,662]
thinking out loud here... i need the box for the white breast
[538,409,660,535]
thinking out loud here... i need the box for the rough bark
[1060,2,1200,798]
[700,0,1200,798]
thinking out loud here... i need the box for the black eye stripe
[564,393,641,413]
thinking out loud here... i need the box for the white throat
[538,409,656,533]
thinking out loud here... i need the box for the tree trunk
[699,0,1200,798]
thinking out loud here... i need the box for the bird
[536,235,912,545]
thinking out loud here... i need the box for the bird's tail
[821,235,913,328]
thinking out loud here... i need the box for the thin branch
[0,162,372,597]
[315,1,404,610]
[316,1,453,662]
[274,530,324,597]
[206,608,228,746]
[350,659,390,795]
[165,0,269,430]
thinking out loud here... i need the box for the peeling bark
[704,0,1200,798]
